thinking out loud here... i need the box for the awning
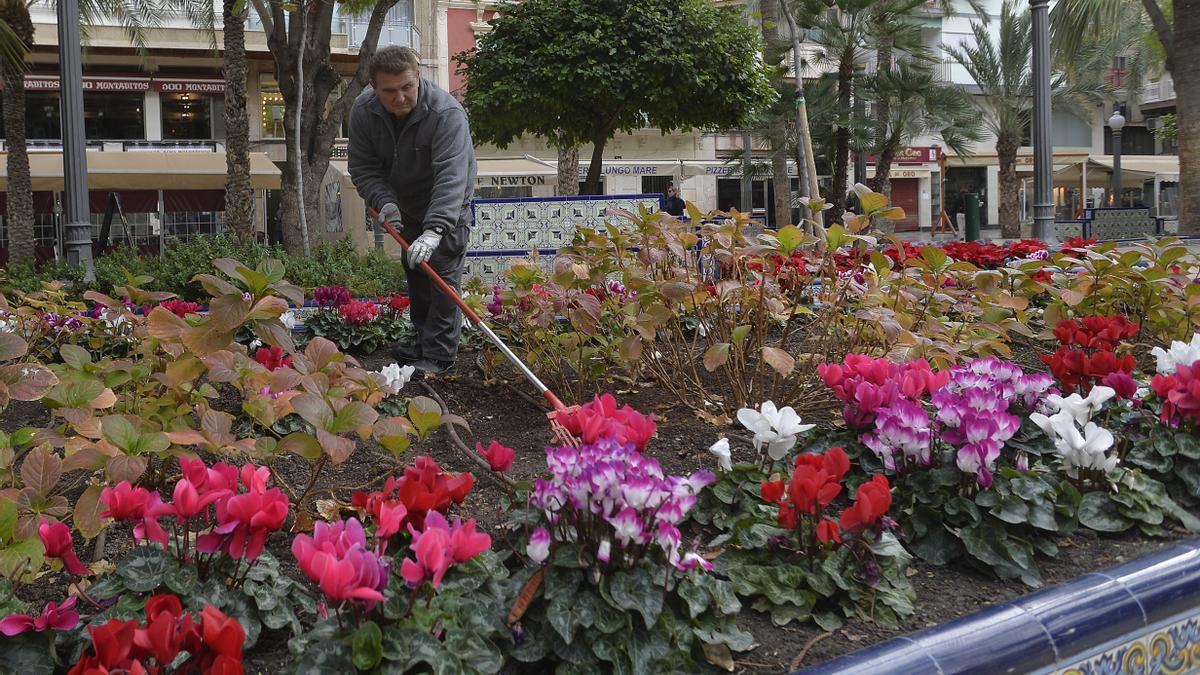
[571,160,685,177]
[0,151,281,191]
[476,156,556,178]
[1052,155,1180,182]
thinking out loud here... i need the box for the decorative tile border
[798,539,1200,675]
[466,194,662,284]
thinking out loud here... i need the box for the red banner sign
[865,147,937,165]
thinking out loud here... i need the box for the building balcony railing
[1141,78,1175,105]
[341,19,420,51]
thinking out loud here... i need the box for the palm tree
[221,0,254,242]
[947,0,1108,238]
[1052,0,1198,234]
[866,60,981,224]
[0,0,157,261]
[0,1,35,262]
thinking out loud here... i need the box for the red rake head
[546,406,581,448]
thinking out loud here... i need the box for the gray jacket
[348,78,476,234]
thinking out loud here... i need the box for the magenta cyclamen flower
[861,399,932,472]
[0,596,79,636]
[530,434,713,571]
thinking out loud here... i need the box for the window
[162,93,216,140]
[22,92,60,140]
[641,176,673,196]
[83,93,144,139]
[261,88,286,139]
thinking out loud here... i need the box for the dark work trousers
[401,219,468,363]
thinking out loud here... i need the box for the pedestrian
[663,184,686,217]
[348,45,477,375]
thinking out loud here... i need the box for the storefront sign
[25,76,152,92]
[23,75,225,94]
[891,170,930,179]
[482,176,547,186]
[155,80,226,94]
[866,147,936,164]
[578,164,662,176]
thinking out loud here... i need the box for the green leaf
[604,567,663,630]
[58,344,91,370]
[1078,492,1132,532]
[352,621,383,671]
[406,396,443,439]
[101,416,139,453]
[0,633,55,675]
[775,224,804,254]
[279,432,322,460]
[702,343,731,372]
[118,546,170,592]
[166,563,198,596]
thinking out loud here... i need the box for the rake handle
[366,206,570,414]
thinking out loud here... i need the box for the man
[663,184,686,217]
[349,46,477,374]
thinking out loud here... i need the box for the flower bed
[1,189,1198,672]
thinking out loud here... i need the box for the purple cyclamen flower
[956,439,1002,488]
[527,527,550,563]
[606,507,645,546]
[861,399,932,471]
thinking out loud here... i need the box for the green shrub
[3,236,407,303]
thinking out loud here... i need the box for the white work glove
[378,202,403,228]
[407,230,442,267]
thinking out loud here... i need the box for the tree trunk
[871,38,894,201]
[997,136,1021,239]
[0,2,35,264]
[223,0,255,243]
[761,0,792,228]
[1175,0,1198,235]
[268,0,395,254]
[781,4,822,229]
[556,143,579,196]
[828,56,854,225]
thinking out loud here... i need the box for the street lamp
[1108,109,1126,207]
[1029,0,1056,243]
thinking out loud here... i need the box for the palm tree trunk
[222,0,255,243]
[0,2,35,263]
[1175,0,1198,235]
[556,143,579,196]
[997,136,1021,239]
[871,38,894,200]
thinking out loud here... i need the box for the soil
[1,345,1186,674]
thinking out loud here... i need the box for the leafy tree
[1053,0,1198,234]
[254,0,399,255]
[456,0,774,195]
[947,0,1108,238]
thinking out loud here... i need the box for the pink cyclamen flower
[292,519,389,609]
[0,596,80,636]
[38,521,90,576]
[401,526,452,589]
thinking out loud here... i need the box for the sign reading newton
[480,176,547,187]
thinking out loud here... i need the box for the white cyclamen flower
[248,338,262,351]
[378,362,415,394]
[736,401,816,461]
[1042,386,1115,426]
[1030,408,1118,476]
[709,438,732,472]
[280,311,297,331]
[1150,333,1200,375]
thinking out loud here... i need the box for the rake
[367,207,580,447]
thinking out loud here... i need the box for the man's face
[371,69,419,119]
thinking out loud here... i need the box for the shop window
[162,93,216,140]
[262,89,285,139]
[0,92,64,140]
[641,176,673,196]
[83,93,144,140]
[475,186,532,199]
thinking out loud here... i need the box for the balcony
[340,19,420,52]
[1141,77,1175,106]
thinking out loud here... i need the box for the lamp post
[1029,0,1056,243]
[57,0,95,280]
[1108,109,1125,207]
